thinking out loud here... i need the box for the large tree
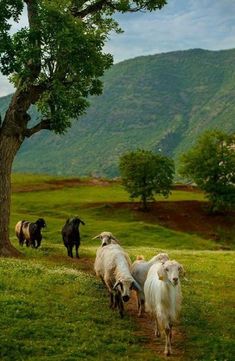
[0,0,167,256]
[119,149,174,210]
[179,130,235,213]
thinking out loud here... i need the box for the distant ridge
[1,48,235,177]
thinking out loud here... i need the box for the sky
[1,0,235,97]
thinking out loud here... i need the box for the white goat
[94,244,141,318]
[93,231,119,247]
[144,260,185,356]
[131,252,169,316]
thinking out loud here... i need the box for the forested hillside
[1,48,235,177]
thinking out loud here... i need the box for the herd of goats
[15,217,185,356]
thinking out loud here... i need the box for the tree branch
[24,119,52,137]
[70,0,154,18]
[24,0,41,80]
[70,0,109,18]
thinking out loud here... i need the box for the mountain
[1,48,235,177]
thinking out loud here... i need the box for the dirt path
[62,255,185,360]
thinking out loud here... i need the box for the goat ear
[80,220,85,225]
[131,280,142,292]
[157,265,166,281]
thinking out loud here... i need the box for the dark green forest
[1,48,235,177]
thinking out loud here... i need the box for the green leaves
[1,0,167,135]
[180,130,235,212]
[0,1,24,74]
[0,0,23,29]
[119,149,174,209]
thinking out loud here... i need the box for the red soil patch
[13,180,197,194]
[99,201,234,247]
[136,201,234,245]
[12,178,116,193]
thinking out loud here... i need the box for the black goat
[15,218,46,248]
[62,217,85,258]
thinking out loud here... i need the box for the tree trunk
[141,194,148,212]
[0,134,22,257]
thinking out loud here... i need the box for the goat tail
[136,255,145,260]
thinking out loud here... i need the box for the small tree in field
[0,0,167,256]
[179,130,235,213]
[119,149,174,210]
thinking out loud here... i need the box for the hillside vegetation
[0,174,233,361]
[1,48,235,177]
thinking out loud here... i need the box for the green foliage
[0,0,167,134]
[119,149,174,209]
[180,130,235,212]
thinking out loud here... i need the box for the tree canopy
[179,130,235,212]
[0,0,167,135]
[119,149,174,210]
[0,0,168,256]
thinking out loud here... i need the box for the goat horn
[113,281,121,290]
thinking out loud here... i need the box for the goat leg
[164,326,172,356]
[19,236,24,246]
[68,246,73,258]
[36,235,42,248]
[109,293,114,308]
[75,244,79,258]
[115,293,124,318]
[154,317,161,338]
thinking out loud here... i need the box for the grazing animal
[15,218,46,248]
[94,243,141,318]
[93,231,119,247]
[131,252,169,316]
[62,217,85,258]
[144,260,185,356]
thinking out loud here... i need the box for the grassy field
[0,174,234,361]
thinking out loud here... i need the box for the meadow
[0,174,234,361]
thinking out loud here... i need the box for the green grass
[11,178,210,251]
[0,174,234,361]
[0,258,157,361]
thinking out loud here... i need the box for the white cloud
[105,0,235,62]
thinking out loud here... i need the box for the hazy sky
[1,0,235,96]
